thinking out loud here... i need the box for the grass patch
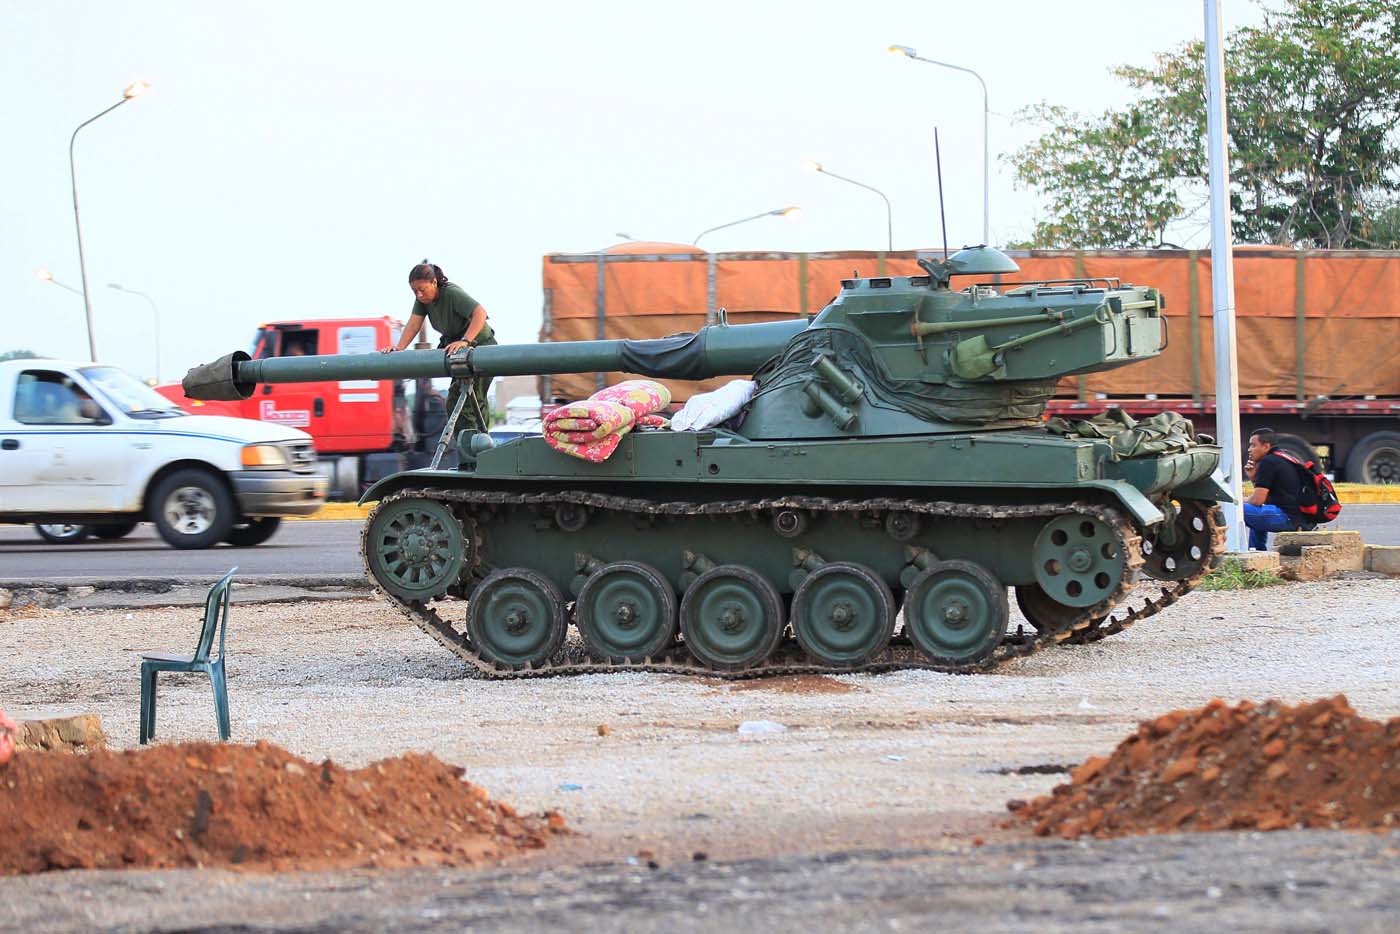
[1197,557,1285,591]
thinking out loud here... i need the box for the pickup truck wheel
[225,517,283,547]
[34,523,90,544]
[150,469,234,549]
[92,520,140,540]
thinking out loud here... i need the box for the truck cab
[159,317,416,498]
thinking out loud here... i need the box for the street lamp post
[889,44,990,246]
[109,283,161,382]
[693,206,800,247]
[70,80,150,363]
[805,161,892,251]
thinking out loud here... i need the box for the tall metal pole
[70,100,128,362]
[890,47,990,246]
[68,83,148,363]
[1204,0,1245,551]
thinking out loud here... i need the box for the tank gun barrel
[183,319,809,401]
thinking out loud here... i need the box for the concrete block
[1279,545,1334,582]
[1274,530,1365,571]
[18,714,107,752]
[1365,545,1400,576]
[1226,551,1281,573]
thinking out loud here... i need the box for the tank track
[362,488,1226,680]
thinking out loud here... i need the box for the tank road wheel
[679,565,785,672]
[1032,513,1127,608]
[1014,583,1102,635]
[791,562,896,668]
[1142,500,1218,581]
[364,498,466,602]
[902,560,1008,667]
[467,568,568,670]
[576,561,678,663]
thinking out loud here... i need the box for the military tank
[185,247,1229,678]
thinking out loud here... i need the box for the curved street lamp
[109,283,161,382]
[805,161,892,251]
[37,267,84,296]
[693,206,800,247]
[70,80,150,362]
[889,44,989,246]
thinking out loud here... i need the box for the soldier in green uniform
[383,260,498,441]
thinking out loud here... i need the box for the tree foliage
[0,350,41,362]
[1009,0,1400,249]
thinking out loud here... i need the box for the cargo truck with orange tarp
[540,243,1400,482]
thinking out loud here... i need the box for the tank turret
[183,249,1228,680]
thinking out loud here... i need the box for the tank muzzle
[182,351,255,401]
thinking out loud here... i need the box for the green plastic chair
[139,566,237,744]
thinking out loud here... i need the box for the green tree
[0,350,41,362]
[1009,0,1400,249]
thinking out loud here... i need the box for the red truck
[159,317,451,498]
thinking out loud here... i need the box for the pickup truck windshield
[81,366,185,418]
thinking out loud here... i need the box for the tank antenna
[934,127,949,260]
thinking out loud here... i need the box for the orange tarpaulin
[540,245,1400,404]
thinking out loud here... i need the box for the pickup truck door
[0,368,132,512]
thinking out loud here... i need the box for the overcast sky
[2,0,1269,382]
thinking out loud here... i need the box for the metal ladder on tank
[430,383,489,471]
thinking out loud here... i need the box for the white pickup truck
[0,359,327,548]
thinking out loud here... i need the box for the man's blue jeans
[1243,503,1298,551]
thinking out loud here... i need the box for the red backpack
[1269,449,1342,524]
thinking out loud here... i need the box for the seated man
[1243,427,1308,551]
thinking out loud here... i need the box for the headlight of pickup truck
[241,444,290,468]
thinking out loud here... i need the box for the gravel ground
[2,577,1399,929]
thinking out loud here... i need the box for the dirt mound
[1010,695,1400,838]
[0,740,565,875]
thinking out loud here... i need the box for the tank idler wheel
[791,562,896,668]
[365,498,467,602]
[902,559,1008,667]
[576,561,678,663]
[1142,500,1218,581]
[679,565,785,672]
[1014,583,1102,635]
[467,568,568,670]
[1032,513,1126,608]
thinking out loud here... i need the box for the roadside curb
[0,574,372,611]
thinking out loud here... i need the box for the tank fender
[1081,480,1165,528]
[1168,472,1235,504]
[359,471,448,506]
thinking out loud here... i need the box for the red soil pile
[1010,695,1400,839]
[0,740,565,875]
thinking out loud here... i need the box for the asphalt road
[2,505,1397,583]
[0,520,368,580]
